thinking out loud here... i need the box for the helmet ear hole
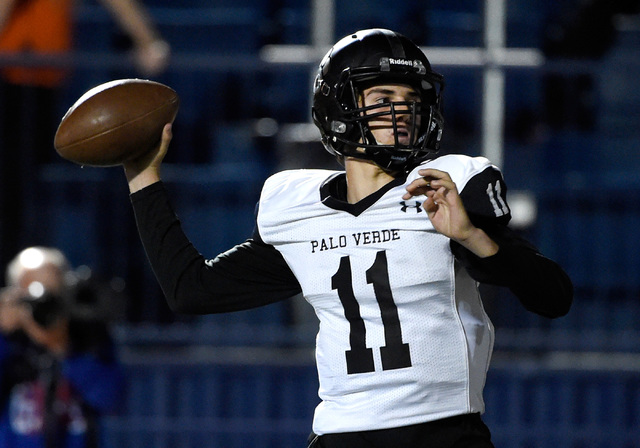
[331,121,347,134]
[312,28,445,172]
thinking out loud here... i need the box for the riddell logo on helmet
[388,58,414,67]
[380,58,427,74]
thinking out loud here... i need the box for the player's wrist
[125,167,161,193]
[454,227,499,258]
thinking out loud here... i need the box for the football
[54,79,180,166]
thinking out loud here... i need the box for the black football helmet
[312,28,445,172]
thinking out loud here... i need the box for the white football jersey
[256,155,500,435]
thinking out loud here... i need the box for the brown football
[54,79,179,166]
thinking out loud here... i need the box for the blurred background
[1,0,640,446]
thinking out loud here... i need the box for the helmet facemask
[334,72,443,171]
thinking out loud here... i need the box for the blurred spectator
[0,0,171,269]
[0,246,124,448]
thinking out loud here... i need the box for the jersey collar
[320,172,407,217]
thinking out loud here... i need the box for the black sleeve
[130,182,302,315]
[451,167,573,319]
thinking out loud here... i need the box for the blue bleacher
[101,355,640,448]
[102,355,319,448]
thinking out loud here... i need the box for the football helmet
[312,28,445,172]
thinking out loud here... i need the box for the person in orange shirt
[0,0,170,270]
[0,0,170,84]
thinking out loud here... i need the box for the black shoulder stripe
[459,166,511,226]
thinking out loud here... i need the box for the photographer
[0,247,124,448]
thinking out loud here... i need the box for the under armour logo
[399,201,423,213]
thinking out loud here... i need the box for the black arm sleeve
[451,167,573,318]
[130,182,302,315]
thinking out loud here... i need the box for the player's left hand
[403,168,477,243]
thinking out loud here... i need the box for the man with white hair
[0,247,124,448]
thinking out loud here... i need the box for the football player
[123,28,573,448]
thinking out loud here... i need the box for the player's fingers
[425,181,457,196]
[402,177,433,199]
[157,123,173,156]
[417,169,457,190]
[431,186,450,205]
[145,123,172,161]
[403,173,457,200]
[423,195,438,214]
[123,123,172,175]
[417,168,450,180]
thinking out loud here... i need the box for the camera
[20,287,68,328]
[19,277,112,328]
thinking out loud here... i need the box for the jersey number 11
[332,251,412,374]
